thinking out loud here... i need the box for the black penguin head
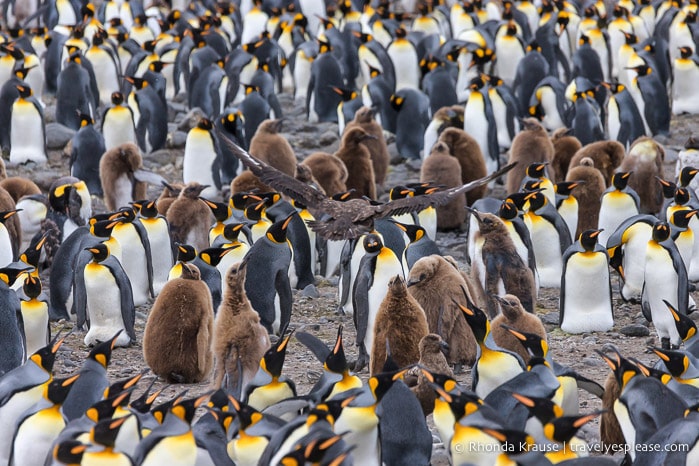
[22,274,42,299]
[579,229,602,252]
[362,233,383,253]
[0,209,20,226]
[175,243,197,262]
[679,46,694,59]
[388,186,414,201]
[664,299,697,342]
[86,243,111,262]
[200,246,237,267]
[0,263,32,285]
[110,207,136,223]
[680,166,699,186]
[230,192,262,210]
[368,369,404,403]
[389,94,404,111]
[103,369,147,400]
[170,394,209,424]
[652,221,671,243]
[228,395,262,429]
[111,92,125,105]
[497,200,520,221]
[132,199,159,218]
[197,118,213,131]
[221,111,244,132]
[324,325,350,374]
[454,288,489,343]
[261,330,294,377]
[90,219,119,238]
[544,412,603,444]
[671,209,698,229]
[265,214,293,243]
[15,84,32,98]
[78,112,94,127]
[511,393,563,425]
[331,86,358,102]
[46,374,81,404]
[390,220,425,242]
[91,415,131,447]
[13,66,31,80]
[554,181,581,197]
[627,64,651,77]
[611,171,632,190]
[222,223,245,241]
[651,347,692,377]
[129,378,164,414]
[675,187,691,206]
[87,330,123,368]
[657,177,677,199]
[596,347,640,389]
[499,324,548,358]
[29,331,68,373]
[200,197,230,221]
[526,163,548,178]
[524,190,547,211]
[125,75,148,90]
[52,440,87,464]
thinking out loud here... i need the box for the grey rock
[301,284,320,298]
[46,123,76,149]
[620,324,650,337]
[541,312,560,325]
[169,131,187,148]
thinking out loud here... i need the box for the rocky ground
[8,93,699,464]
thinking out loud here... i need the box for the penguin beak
[465,207,483,224]
[406,277,420,287]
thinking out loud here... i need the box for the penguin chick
[370,275,429,376]
[566,157,606,238]
[0,177,41,202]
[550,128,582,182]
[420,142,464,230]
[345,106,389,190]
[411,333,454,416]
[230,170,273,195]
[506,118,555,194]
[211,261,271,392]
[143,263,214,383]
[568,140,625,187]
[300,152,348,197]
[471,211,536,317]
[407,255,478,368]
[437,127,488,205]
[620,137,665,214]
[334,127,377,199]
[491,294,546,363]
[249,119,297,177]
[99,142,147,211]
[0,187,20,257]
[166,182,213,253]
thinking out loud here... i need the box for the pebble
[583,357,604,367]
[46,122,76,149]
[301,284,320,298]
[541,312,560,325]
[620,324,650,337]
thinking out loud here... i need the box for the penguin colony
[3,0,699,464]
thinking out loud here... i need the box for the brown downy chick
[166,182,213,252]
[370,275,429,376]
[300,152,348,197]
[420,141,465,230]
[568,140,625,187]
[620,137,665,214]
[566,157,606,238]
[157,182,184,216]
[491,294,546,363]
[345,106,389,190]
[0,177,41,202]
[334,126,377,199]
[230,170,273,194]
[437,127,488,205]
[211,261,271,392]
[506,118,555,193]
[411,333,454,416]
[249,119,297,177]
[99,142,147,211]
[550,128,582,182]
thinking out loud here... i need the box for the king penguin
[598,172,641,246]
[101,92,137,151]
[560,229,614,333]
[352,233,404,372]
[643,221,690,349]
[183,118,222,201]
[132,199,172,296]
[74,243,136,348]
[18,274,49,357]
[70,113,106,196]
[9,84,47,165]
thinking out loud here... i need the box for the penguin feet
[453,363,464,375]
[352,353,369,373]
[661,337,671,350]
[690,283,697,292]
[168,372,186,383]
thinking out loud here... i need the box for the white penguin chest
[84,264,124,324]
[20,299,49,355]
[10,100,45,164]
[183,131,217,191]
[364,250,404,353]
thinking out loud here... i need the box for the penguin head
[388,186,414,201]
[87,330,123,368]
[221,111,245,132]
[228,395,263,430]
[125,75,148,90]
[197,118,214,131]
[132,199,159,218]
[222,258,247,292]
[391,220,425,243]
[368,368,404,403]
[0,208,20,226]
[525,162,548,178]
[387,274,408,297]
[493,293,525,316]
[260,330,294,377]
[200,246,238,267]
[651,347,693,377]
[454,288,489,343]
[389,94,405,111]
[353,106,375,123]
[622,31,637,45]
[175,243,197,262]
[29,331,67,373]
[222,222,246,241]
[46,374,81,404]
[22,273,42,299]
[90,219,118,238]
[181,182,209,199]
[180,263,201,280]
[627,64,651,77]
[671,209,698,230]
[129,378,164,414]
[468,76,486,90]
[78,112,94,127]
[469,210,507,236]
[679,46,694,60]
[543,412,602,443]
[324,324,350,374]
[230,192,262,211]
[331,86,358,102]
[200,197,231,221]
[685,136,699,151]
[86,243,111,262]
[362,233,383,253]
[111,92,125,105]
[266,213,293,243]
[496,199,519,221]
[680,166,699,186]
[596,347,640,389]
[675,187,690,206]
[419,333,449,357]
[0,263,33,285]
[611,171,632,190]
[14,84,32,98]
[500,324,548,358]
[342,127,376,148]
[110,207,136,223]
[651,221,671,242]
[523,190,547,211]
[579,229,602,252]
[52,440,87,465]
[554,181,582,197]
[170,393,210,424]
[90,415,131,448]
[511,393,563,425]
[657,177,677,199]
[13,66,31,81]
[103,369,148,399]
[664,299,697,342]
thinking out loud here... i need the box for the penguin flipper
[295,332,331,363]
[108,258,136,343]
[275,269,293,336]
[15,302,26,363]
[574,375,605,398]
[74,256,88,330]
[133,221,155,298]
[641,282,652,322]
[352,259,373,349]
